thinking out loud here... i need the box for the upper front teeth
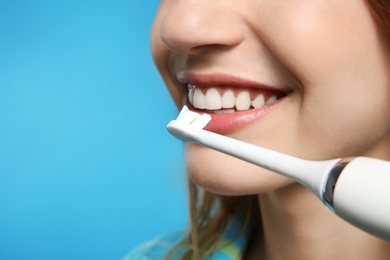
[204,88,221,109]
[193,88,205,109]
[236,91,251,110]
[189,86,277,111]
[222,90,235,108]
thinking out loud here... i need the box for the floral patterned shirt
[124,216,249,260]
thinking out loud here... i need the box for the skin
[151,0,390,259]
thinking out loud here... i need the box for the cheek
[256,0,385,87]
[151,3,184,108]
[259,3,390,155]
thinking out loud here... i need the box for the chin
[185,144,294,195]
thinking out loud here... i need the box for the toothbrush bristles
[177,105,211,129]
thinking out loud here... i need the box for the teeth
[193,88,205,109]
[205,88,222,110]
[221,90,235,108]
[189,86,281,111]
[188,86,195,105]
[251,94,265,108]
[236,91,251,111]
[266,95,277,104]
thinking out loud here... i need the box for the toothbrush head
[176,105,211,129]
[167,106,211,142]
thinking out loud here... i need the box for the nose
[160,1,245,54]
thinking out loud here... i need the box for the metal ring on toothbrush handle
[323,157,390,241]
[323,158,353,210]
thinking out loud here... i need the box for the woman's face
[151,0,390,195]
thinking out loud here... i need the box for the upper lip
[177,72,290,93]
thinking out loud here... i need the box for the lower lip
[186,97,287,134]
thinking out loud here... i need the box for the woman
[128,1,390,259]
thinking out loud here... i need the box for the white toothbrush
[167,105,390,241]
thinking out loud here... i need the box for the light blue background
[0,1,188,259]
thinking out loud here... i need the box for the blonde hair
[167,1,390,259]
[166,179,259,259]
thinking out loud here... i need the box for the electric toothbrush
[167,106,390,241]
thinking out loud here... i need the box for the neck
[250,183,390,260]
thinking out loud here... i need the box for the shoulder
[123,230,186,260]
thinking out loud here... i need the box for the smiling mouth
[187,84,287,114]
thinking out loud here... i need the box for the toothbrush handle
[326,157,390,241]
[167,120,390,240]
